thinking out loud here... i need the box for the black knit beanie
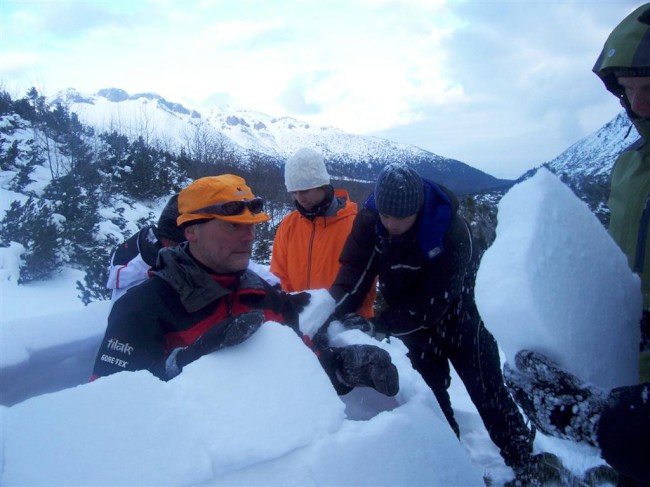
[374,164,424,218]
[157,194,186,243]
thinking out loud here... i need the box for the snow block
[475,168,641,388]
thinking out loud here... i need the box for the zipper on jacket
[634,193,650,275]
[306,221,316,288]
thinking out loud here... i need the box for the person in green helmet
[505,5,650,485]
[593,3,650,382]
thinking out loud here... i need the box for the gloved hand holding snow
[166,311,265,379]
[504,350,607,446]
[319,344,399,397]
[284,291,311,314]
[339,313,375,335]
[295,289,335,339]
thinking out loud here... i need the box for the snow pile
[0,242,24,284]
[1,310,483,486]
[476,168,642,388]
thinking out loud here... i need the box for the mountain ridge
[517,111,640,223]
[52,87,512,195]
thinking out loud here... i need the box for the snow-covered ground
[1,169,640,486]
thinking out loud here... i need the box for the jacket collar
[152,242,266,312]
[634,117,650,144]
[296,188,354,221]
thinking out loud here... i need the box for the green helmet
[592,4,650,119]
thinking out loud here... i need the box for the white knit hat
[284,148,330,192]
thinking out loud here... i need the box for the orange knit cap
[177,174,270,226]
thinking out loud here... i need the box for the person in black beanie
[328,163,542,484]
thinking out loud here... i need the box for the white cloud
[0,0,642,178]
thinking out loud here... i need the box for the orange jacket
[271,189,375,317]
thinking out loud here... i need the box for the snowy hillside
[515,111,641,224]
[53,88,509,194]
[56,87,437,161]
[544,111,640,179]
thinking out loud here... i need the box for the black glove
[319,345,399,397]
[170,311,265,376]
[287,291,311,313]
[280,291,311,329]
[339,313,375,335]
[504,350,606,446]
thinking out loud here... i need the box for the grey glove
[339,313,375,335]
[319,344,399,397]
[504,350,607,446]
[313,313,376,350]
[166,310,265,379]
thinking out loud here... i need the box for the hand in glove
[312,313,374,350]
[166,310,265,379]
[281,291,311,329]
[504,350,606,446]
[319,344,399,397]
[339,313,375,335]
[286,291,311,313]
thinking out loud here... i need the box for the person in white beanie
[270,148,375,318]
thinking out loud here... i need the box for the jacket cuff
[164,347,184,380]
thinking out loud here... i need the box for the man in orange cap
[91,174,399,399]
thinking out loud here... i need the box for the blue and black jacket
[330,178,474,336]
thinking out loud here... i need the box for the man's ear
[184,225,198,242]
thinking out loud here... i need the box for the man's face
[185,218,256,273]
[292,187,326,211]
[379,213,417,238]
[618,76,650,119]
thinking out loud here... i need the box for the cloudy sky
[0,0,643,178]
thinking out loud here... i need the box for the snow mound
[476,168,641,388]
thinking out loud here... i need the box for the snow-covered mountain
[517,111,641,223]
[544,111,640,180]
[53,88,511,195]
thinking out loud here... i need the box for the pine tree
[9,140,42,193]
[0,198,64,283]
[1,139,20,171]
[0,90,12,116]
[76,241,115,304]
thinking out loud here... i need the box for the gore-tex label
[100,354,129,368]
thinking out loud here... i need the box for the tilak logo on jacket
[107,338,134,355]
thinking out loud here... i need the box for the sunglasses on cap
[191,197,264,217]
